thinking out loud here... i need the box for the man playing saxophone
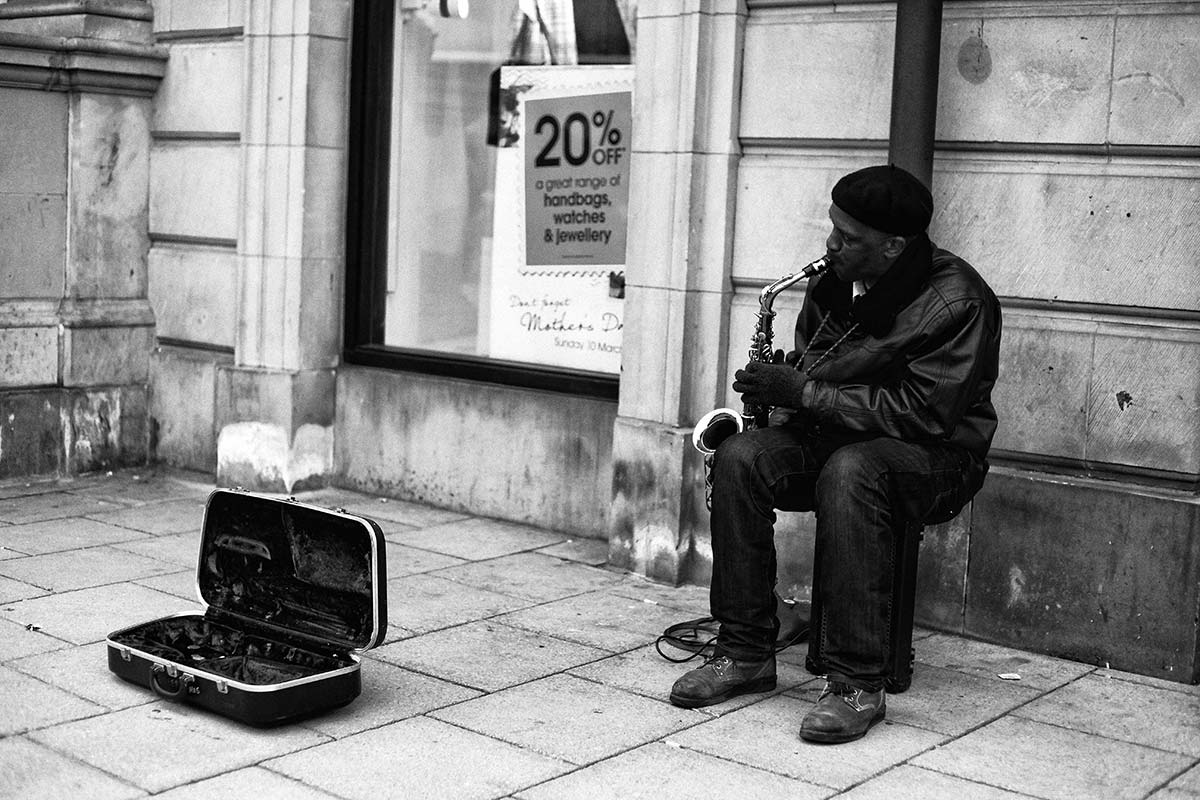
[668,164,1002,744]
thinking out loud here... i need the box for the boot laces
[821,680,875,712]
[702,654,733,675]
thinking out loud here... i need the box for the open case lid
[197,489,388,652]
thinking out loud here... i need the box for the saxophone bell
[691,407,748,455]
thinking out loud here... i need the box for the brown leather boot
[669,654,776,708]
[799,680,886,743]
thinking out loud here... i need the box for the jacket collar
[811,233,933,337]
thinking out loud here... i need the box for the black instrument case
[106,488,387,726]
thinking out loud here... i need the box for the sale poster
[524,91,631,267]
[488,66,634,375]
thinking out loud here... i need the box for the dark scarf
[810,233,933,337]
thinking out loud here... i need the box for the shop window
[345,0,635,399]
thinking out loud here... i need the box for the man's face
[824,204,894,284]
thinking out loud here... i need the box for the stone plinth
[211,0,353,491]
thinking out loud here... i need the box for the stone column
[607,0,747,585]
[0,0,165,478]
[215,0,352,492]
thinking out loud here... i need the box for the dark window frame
[343,0,620,400]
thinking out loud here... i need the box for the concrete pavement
[1,468,1198,799]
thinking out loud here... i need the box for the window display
[381,0,635,380]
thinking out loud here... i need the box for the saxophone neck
[758,256,830,310]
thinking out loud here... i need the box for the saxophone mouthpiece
[802,256,832,278]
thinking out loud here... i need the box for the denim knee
[712,433,759,482]
[713,434,781,517]
[815,444,883,504]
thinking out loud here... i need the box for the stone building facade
[0,0,1197,682]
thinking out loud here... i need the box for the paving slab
[68,472,212,506]
[0,479,63,501]
[0,663,107,735]
[85,497,209,536]
[0,736,143,800]
[372,619,609,692]
[109,531,202,569]
[435,551,625,603]
[0,516,152,555]
[265,716,572,800]
[383,572,536,639]
[1013,672,1200,756]
[290,487,379,508]
[514,740,828,800]
[913,715,1194,800]
[604,575,712,615]
[133,569,199,601]
[384,516,568,560]
[383,540,466,580]
[0,546,177,592]
[494,588,708,652]
[338,496,470,528]
[667,692,946,790]
[836,764,1035,799]
[915,631,1096,691]
[537,536,609,566]
[0,574,47,603]
[30,702,330,794]
[299,658,481,739]
[1095,665,1200,697]
[11,641,154,710]
[430,673,702,765]
[0,492,128,525]
[1148,763,1200,800]
[149,766,341,799]
[0,582,196,644]
[0,618,69,661]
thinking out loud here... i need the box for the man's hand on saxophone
[732,359,808,411]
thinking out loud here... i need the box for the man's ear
[881,235,910,259]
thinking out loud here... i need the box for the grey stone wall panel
[967,468,1200,682]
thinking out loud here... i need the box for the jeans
[708,422,974,690]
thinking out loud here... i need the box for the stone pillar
[0,0,165,478]
[215,0,352,492]
[608,0,747,585]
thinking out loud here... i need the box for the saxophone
[691,255,831,454]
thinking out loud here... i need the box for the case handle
[150,663,194,700]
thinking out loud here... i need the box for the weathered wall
[146,0,243,471]
[336,367,616,538]
[727,0,1200,680]
[0,1,165,479]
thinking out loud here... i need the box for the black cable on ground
[654,606,810,664]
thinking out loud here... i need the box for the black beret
[831,164,933,236]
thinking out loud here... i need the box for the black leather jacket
[794,235,1002,467]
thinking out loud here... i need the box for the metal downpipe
[888,0,944,189]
